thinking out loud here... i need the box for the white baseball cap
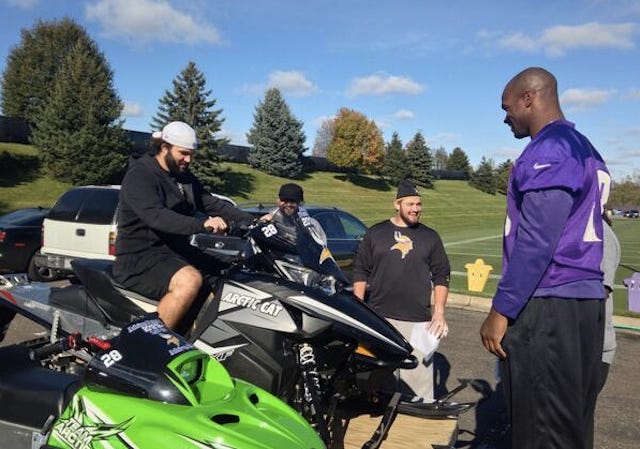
[152,121,198,150]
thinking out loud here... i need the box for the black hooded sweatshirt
[115,154,252,256]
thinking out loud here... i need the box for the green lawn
[0,142,71,212]
[1,146,638,317]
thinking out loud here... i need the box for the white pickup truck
[35,185,120,277]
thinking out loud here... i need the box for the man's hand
[480,307,508,359]
[430,286,448,338]
[429,308,448,339]
[352,281,366,302]
[204,216,228,233]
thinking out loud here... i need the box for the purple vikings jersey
[493,120,610,319]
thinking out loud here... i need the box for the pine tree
[383,132,408,184]
[405,131,434,188]
[30,37,129,185]
[151,61,227,189]
[469,157,497,194]
[246,88,306,177]
[446,147,472,178]
[495,159,513,195]
[326,108,384,173]
[1,18,92,124]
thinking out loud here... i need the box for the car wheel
[27,253,59,282]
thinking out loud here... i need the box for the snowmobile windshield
[84,315,203,405]
[249,209,349,289]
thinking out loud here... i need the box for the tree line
[2,18,638,206]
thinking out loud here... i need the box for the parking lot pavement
[2,290,638,448]
[436,306,640,449]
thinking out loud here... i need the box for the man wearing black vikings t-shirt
[352,179,451,401]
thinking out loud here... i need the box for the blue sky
[1,0,639,181]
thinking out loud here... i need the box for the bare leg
[157,265,203,330]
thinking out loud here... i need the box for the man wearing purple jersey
[480,67,610,449]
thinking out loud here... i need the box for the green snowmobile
[0,312,324,449]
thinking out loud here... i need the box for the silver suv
[35,186,120,277]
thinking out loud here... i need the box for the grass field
[1,143,638,316]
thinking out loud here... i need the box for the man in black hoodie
[113,121,252,331]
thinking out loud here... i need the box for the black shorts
[113,245,227,301]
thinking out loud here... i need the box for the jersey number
[582,169,611,242]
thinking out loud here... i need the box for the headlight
[177,359,202,384]
[276,260,337,295]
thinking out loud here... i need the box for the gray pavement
[437,298,640,449]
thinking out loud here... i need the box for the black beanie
[396,179,420,199]
[279,183,304,202]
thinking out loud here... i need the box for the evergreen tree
[405,131,434,188]
[469,157,497,194]
[30,38,129,185]
[246,88,306,177]
[1,18,92,124]
[382,132,408,184]
[151,61,227,189]
[326,108,384,173]
[446,147,472,178]
[495,159,513,195]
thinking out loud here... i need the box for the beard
[279,203,299,217]
[506,118,528,139]
[164,151,183,176]
[399,208,420,227]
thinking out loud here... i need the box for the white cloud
[375,118,391,130]
[122,101,143,117]
[235,83,263,97]
[346,73,425,97]
[5,0,38,8]
[267,71,317,97]
[498,32,538,52]
[237,70,317,98]
[312,115,336,128]
[498,22,637,57]
[541,22,636,56]
[560,88,615,110]
[85,0,223,45]
[492,147,522,159]
[218,128,246,145]
[618,147,640,158]
[426,132,459,148]
[393,109,415,120]
[625,88,640,100]
[627,126,640,136]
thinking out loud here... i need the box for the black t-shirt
[352,220,450,321]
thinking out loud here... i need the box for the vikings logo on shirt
[390,231,413,259]
[319,246,334,264]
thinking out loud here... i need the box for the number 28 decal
[101,350,123,368]
[262,224,278,238]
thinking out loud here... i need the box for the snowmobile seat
[0,344,80,429]
[69,259,149,327]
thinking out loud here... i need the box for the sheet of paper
[410,321,440,361]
